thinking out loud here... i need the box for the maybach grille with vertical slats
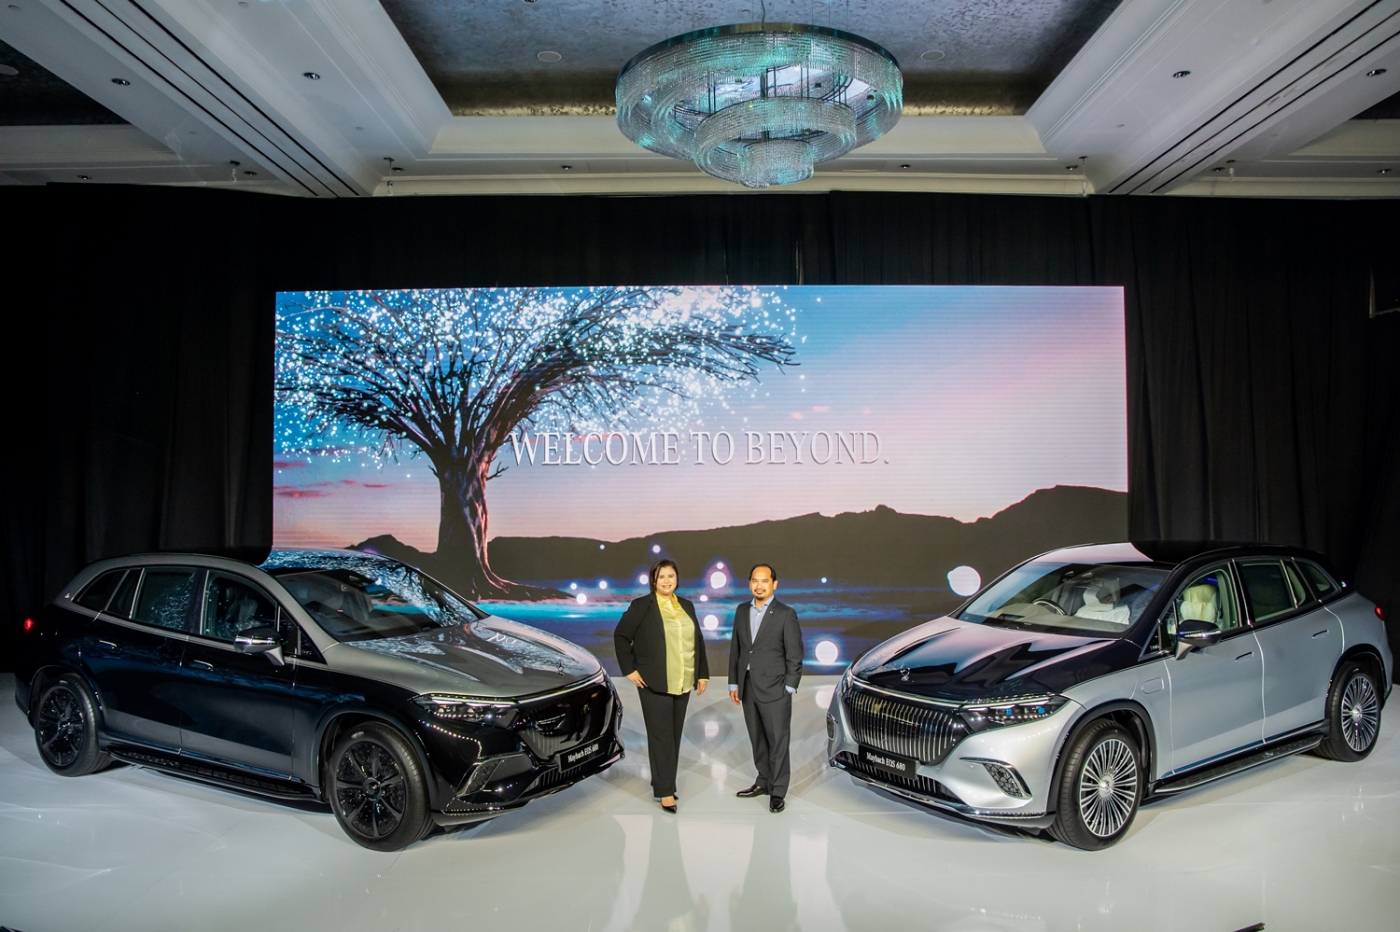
[844,681,964,765]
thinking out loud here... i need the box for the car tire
[1050,719,1142,850]
[34,674,111,777]
[1315,661,1382,762]
[327,721,433,851]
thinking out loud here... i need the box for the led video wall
[275,285,1127,672]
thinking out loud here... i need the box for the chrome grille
[843,682,965,765]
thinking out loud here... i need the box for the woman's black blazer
[614,593,710,693]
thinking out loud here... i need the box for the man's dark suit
[728,599,803,798]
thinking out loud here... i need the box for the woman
[614,559,709,812]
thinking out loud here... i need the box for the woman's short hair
[749,563,778,582]
[649,559,680,594]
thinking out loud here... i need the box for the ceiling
[0,0,1397,198]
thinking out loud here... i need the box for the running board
[1153,735,1322,795]
[109,745,318,801]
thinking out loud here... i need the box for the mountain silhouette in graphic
[352,485,1128,604]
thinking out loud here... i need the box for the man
[728,563,803,813]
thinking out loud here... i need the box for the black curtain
[3,185,1396,671]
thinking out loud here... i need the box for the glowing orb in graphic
[569,582,578,591]
[598,580,608,590]
[709,572,727,589]
[716,562,725,569]
[575,593,587,605]
[652,544,662,554]
[947,565,982,597]
[821,577,828,584]
[703,614,719,631]
[638,574,649,586]
[814,640,839,665]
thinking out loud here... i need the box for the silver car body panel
[1162,629,1264,774]
[1255,604,1341,740]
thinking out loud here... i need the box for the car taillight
[22,618,35,633]
[1378,606,1388,622]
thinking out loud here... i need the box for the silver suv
[827,542,1392,849]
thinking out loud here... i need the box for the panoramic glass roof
[379,0,1125,116]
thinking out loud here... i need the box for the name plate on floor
[859,745,917,778]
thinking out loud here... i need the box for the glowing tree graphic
[276,287,796,599]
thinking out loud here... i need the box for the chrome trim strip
[517,669,608,703]
[848,678,963,709]
[839,762,1047,822]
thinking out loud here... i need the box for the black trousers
[637,687,690,797]
[742,681,793,798]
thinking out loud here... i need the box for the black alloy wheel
[1050,719,1142,850]
[327,722,432,851]
[1316,661,1382,762]
[34,675,111,776]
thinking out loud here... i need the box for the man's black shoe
[769,796,785,813]
[736,783,768,798]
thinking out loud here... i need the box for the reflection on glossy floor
[2,673,1398,932]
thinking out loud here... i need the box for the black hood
[852,619,1140,702]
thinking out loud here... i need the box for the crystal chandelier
[616,22,903,188]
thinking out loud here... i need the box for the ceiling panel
[0,37,124,125]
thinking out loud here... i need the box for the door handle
[97,639,118,649]
[1234,651,1254,661]
[189,660,214,671]
[1312,629,1329,638]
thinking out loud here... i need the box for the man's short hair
[749,563,777,582]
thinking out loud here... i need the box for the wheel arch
[26,664,103,726]
[1047,700,1157,813]
[312,706,441,806]
[1333,647,1388,708]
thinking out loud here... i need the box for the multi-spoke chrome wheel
[325,722,431,851]
[333,739,407,840]
[37,685,86,769]
[1077,736,1139,838]
[1340,673,1380,753]
[1318,661,1384,762]
[1052,720,1141,849]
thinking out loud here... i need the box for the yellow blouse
[657,593,696,694]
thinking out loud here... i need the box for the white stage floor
[1,672,1398,932]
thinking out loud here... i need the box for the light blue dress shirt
[730,598,796,694]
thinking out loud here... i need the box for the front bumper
[827,680,1077,829]
[407,672,626,823]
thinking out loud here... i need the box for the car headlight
[413,695,517,726]
[961,695,1068,732]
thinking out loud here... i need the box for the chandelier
[616,22,903,188]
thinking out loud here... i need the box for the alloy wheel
[1340,673,1380,753]
[332,739,408,841]
[1077,736,1139,838]
[37,685,85,769]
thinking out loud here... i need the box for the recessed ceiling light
[1226,159,1236,163]
[0,64,16,76]
[920,50,945,62]
[1212,167,1225,173]
[303,72,320,80]
[77,175,91,180]
[1173,70,1191,78]
[561,164,572,170]
[111,78,130,86]
[1065,165,1079,171]
[391,166,404,173]
[1367,68,1387,77]
[243,170,257,176]
[537,50,562,63]
[1115,123,1125,128]
[1381,168,1394,174]
[229,160,240,166]
[899,163,910,169]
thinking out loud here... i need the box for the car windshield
[958,561,1169,637]
[265,555,485,643]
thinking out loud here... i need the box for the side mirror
[1174,619,1222,660]
[235,624,285,666]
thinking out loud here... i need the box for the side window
[132,568,200,633]
[76,570,125,611]
[1173,565,1243,634]
[1297,561,1338,599]
[202,573,281,643]
[1283,561,1317,608]
[1237,561,1298,625]
[108,570,140,619]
